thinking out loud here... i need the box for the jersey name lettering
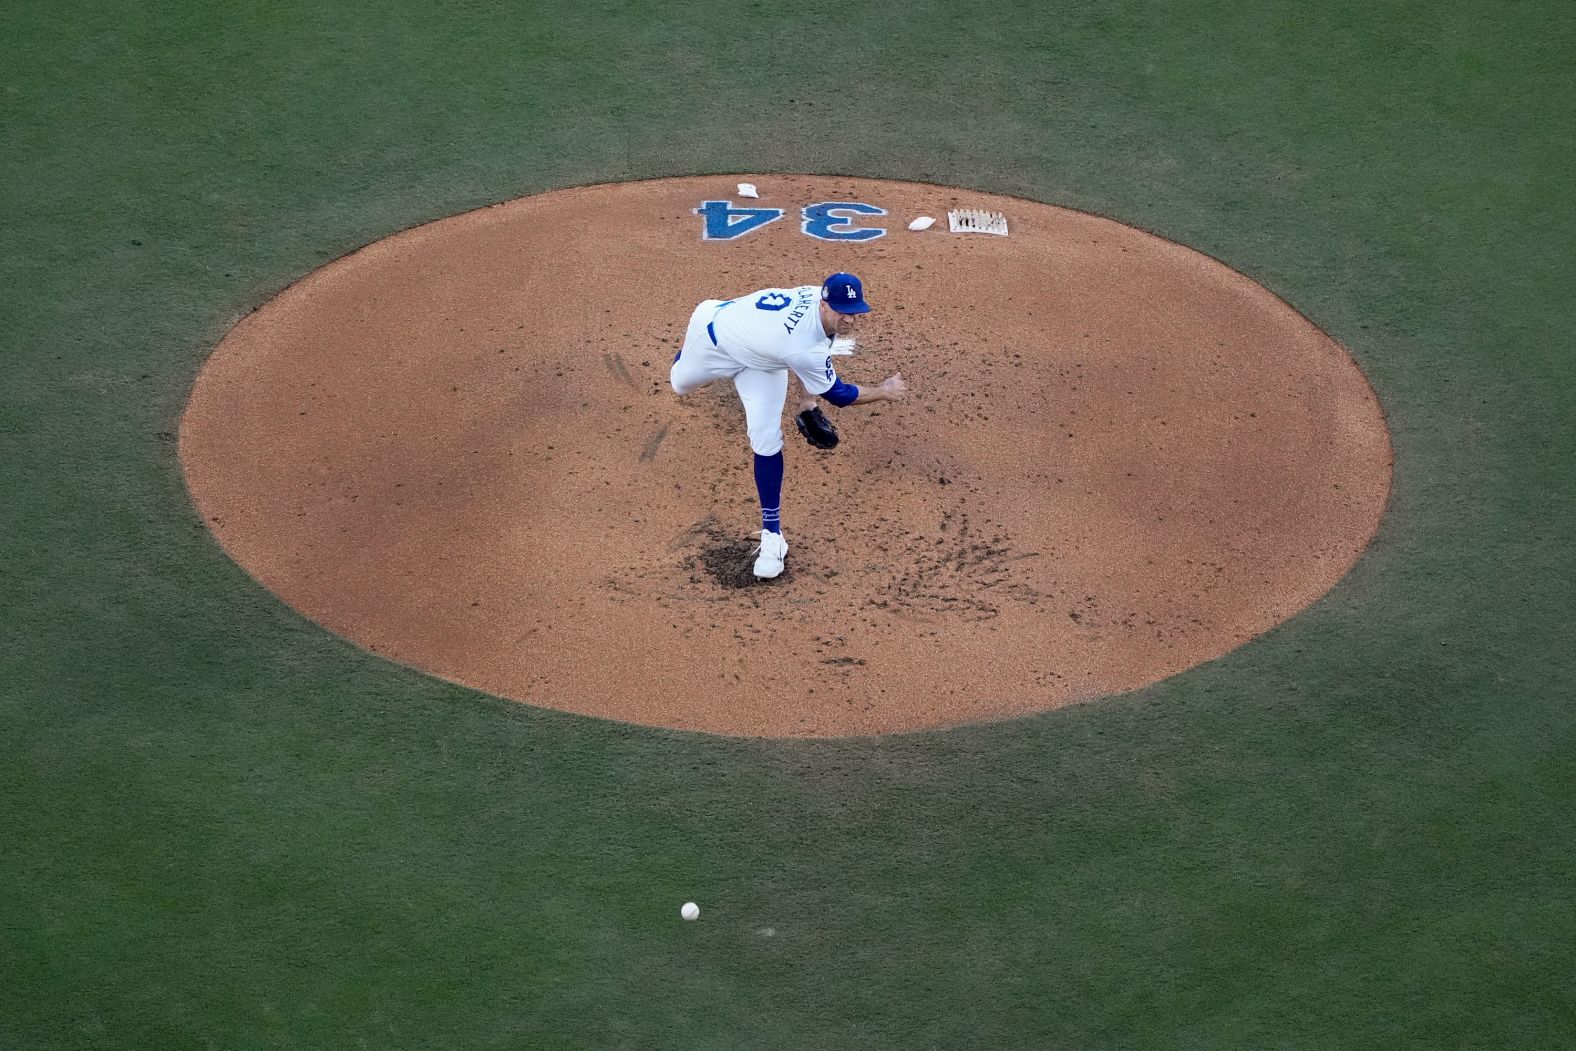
[781,287,815,335]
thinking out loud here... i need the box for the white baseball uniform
[670,286,843,456]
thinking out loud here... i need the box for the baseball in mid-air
[680,901,700,921]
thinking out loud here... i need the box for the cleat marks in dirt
[638,421,671,464]
[602,351,636,387]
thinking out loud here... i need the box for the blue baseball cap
[821,272,871,315]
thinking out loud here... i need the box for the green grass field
[5,1,1575,1046]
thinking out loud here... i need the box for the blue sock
[754,451,784,534]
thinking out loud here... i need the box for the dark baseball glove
[795,406,839,450]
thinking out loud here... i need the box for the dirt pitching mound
[180,175,1391,736]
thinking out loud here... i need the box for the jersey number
[755,292,793,311]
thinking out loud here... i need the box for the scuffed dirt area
[179,175,1392,736]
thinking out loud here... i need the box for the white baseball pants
[670,299,790,457]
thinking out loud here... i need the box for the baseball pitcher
[669,272,908,578]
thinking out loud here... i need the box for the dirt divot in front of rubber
[686,520,790,590]
[180,175,1392,736]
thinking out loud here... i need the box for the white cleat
[752,529,788,579]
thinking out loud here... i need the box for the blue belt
[706,299,734,346]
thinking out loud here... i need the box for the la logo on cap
[820,272,871,315]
